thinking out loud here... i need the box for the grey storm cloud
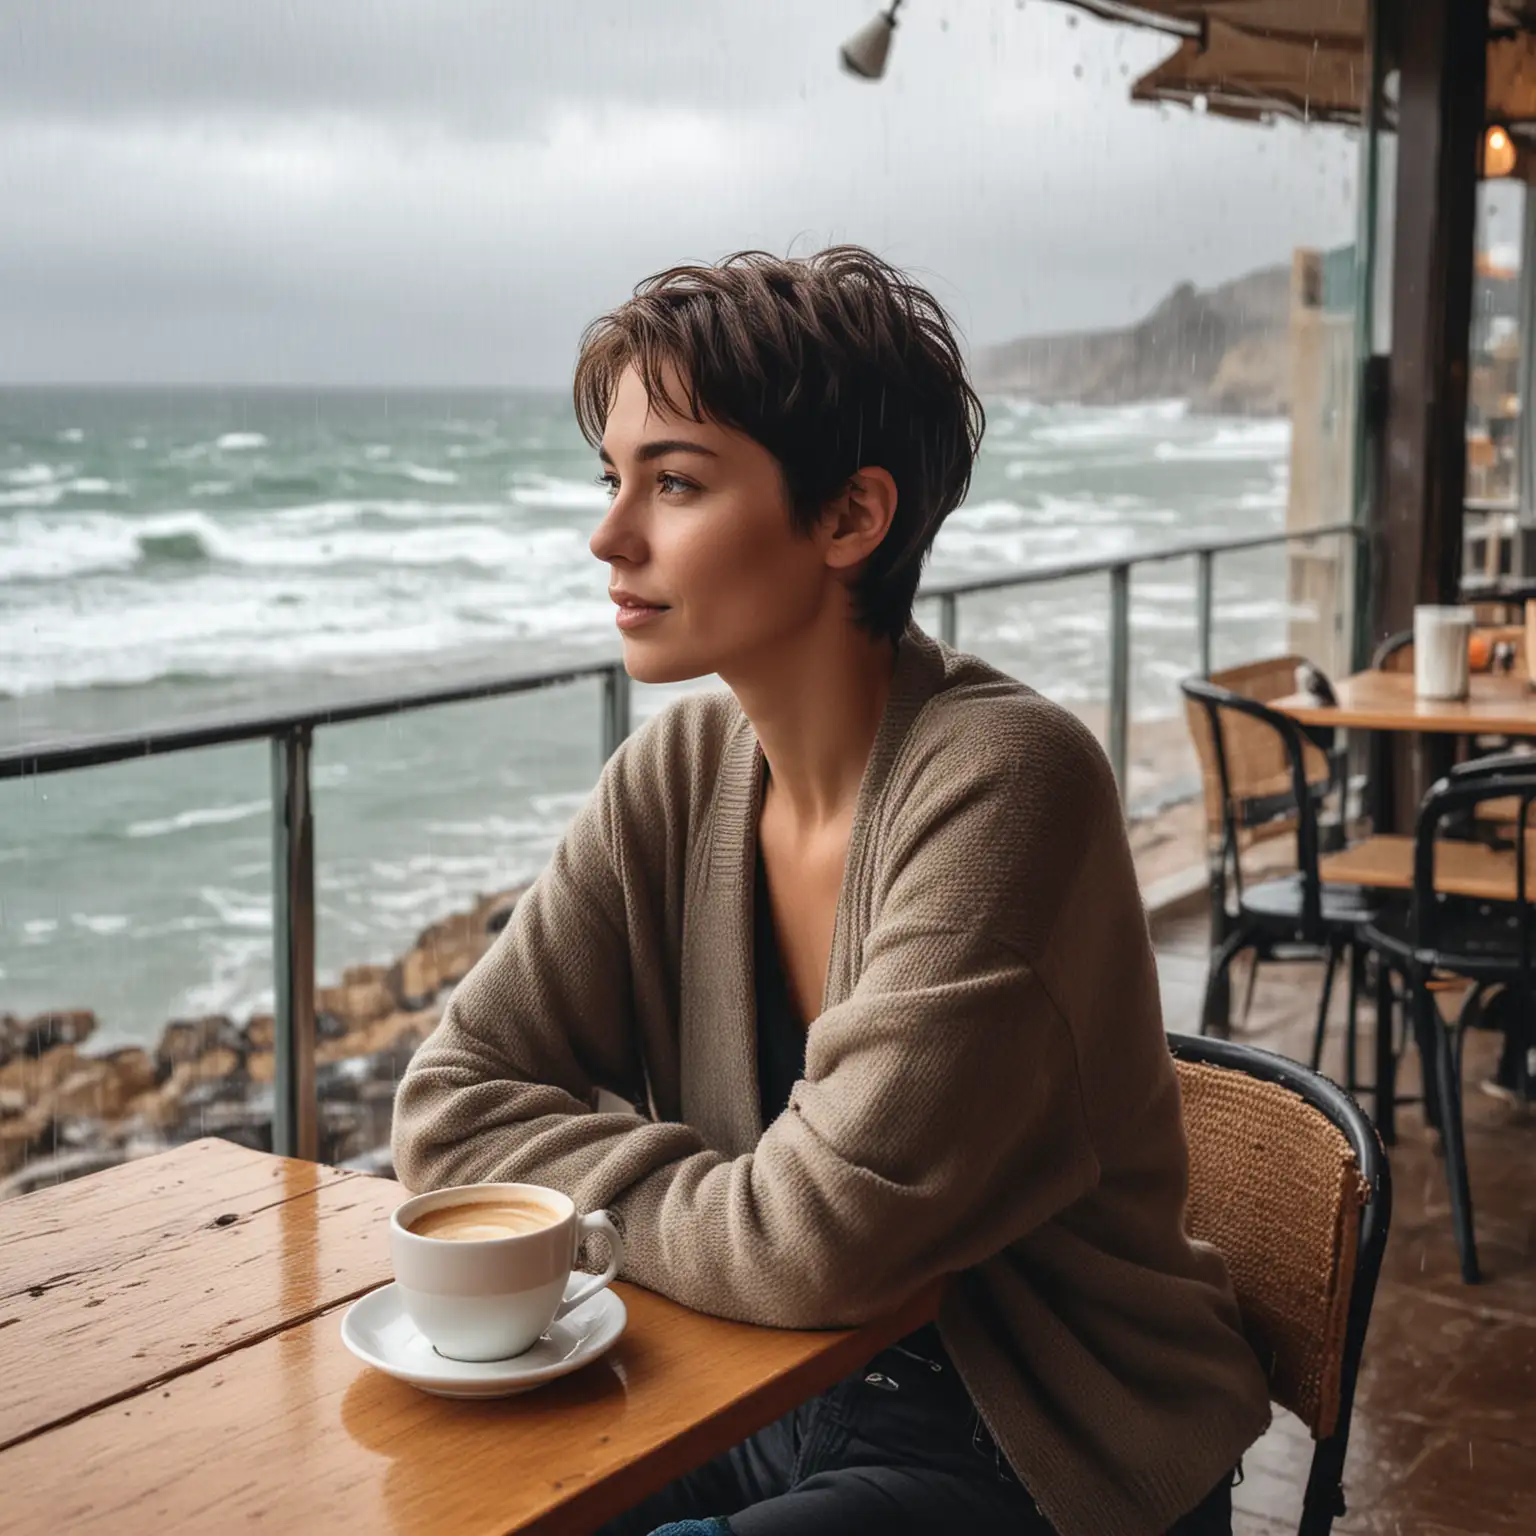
[0,0,1364,387]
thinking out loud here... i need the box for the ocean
[0,386,1295,1053]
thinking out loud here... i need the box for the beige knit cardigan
[392,626,1272,1536]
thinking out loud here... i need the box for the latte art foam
[407,1197,559,1241]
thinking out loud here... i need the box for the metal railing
[0,520,1361,1159]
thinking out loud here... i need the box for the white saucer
[341,1279,627,1399]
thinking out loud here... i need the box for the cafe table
[1272,666,1536,1142]
[0,1138,941,1535]
[1272,666,1536,737]
[1273,666,1536,833]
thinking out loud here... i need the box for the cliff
[974,265,1291,416]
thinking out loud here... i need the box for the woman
[392,246,1271,1536]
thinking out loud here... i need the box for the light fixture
[840,2,903,81]
[1484,123,1518,179]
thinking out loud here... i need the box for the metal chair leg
[1202,860,1232,1034]
[1201,927,1250,1040]
[1422,988,1480,1283]
[1372,955,1397,1145]
[1408,981,1443,1133]
[1239,954,1261,1028]
[1309,942,1341,1074]
[1344,942,1363,1096]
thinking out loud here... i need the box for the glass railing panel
[309,679,609,1172]
[0,743,273,1198]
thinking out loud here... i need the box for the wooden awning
[1066,2,1536,128]
[1130,16,1365,125]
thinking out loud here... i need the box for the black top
[754,850,807,1126]
[754,849,954,1374]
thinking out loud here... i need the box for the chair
[1370,630,1413,675]
[1359,752,1536,1283]
[1183,659,1348,1030]
[1170,1032,1390,1536]
[1181,676,1374,1073]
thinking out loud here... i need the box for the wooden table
[1273,668,1536,735]
[0,1139,941,1535]
[1319,833,1535,902]
[1273,669,1536,1144]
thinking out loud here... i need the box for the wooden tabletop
[0,1139,941,1535]
[1320,833,1535,902]
[1273,669,1536,735]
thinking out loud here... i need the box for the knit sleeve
[598,926,1102,1327]
[389,719,710,1197]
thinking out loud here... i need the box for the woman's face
[589,364,837,685]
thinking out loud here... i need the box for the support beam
[272,728,317,1161]
[1374,0,1487,641]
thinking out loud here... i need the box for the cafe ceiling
[1063,1,1536,128]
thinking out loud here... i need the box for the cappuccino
[407,1197,559,1242]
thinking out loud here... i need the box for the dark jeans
[598,1325,1234,1536]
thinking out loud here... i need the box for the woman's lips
[612,597,669,631]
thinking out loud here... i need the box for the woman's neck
[726,610,898,829]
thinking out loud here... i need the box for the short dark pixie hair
[573,246,985,645]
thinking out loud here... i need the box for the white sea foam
[945,500,1028,533]
[1004,459,1069,479]
[173,933,272,1022]
[197,885,273,931]
[71,913,130,935]
[400,463,459,485]
[4,462,58,486]
[0,483,65,509]
[268,497,501,529]
[1152,420,1290,462]
[216,432,268,451]
[0,505,590,584]
[509,473,609,510]
[126,799,269,839]
[1031,399,1189,445]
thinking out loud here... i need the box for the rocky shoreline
[0,886,526,1199]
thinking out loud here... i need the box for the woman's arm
[593,923,1102,1328]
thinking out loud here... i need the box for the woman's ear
[823,467,898,572]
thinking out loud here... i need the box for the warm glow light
[1484,124,1517,179]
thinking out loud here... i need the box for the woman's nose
[590,493,643,565]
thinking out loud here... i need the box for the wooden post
[1374,0,1486,639]
[1373,0,1487,824]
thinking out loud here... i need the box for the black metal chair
[1181,677,1377,1079]
[1169,1033,1390,1536]
[1369,629,1414,673]
[1359,752,1536,1284]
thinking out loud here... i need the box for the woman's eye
[595,472,619,499]
[657,472,694,497]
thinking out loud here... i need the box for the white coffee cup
[390,1182,623,1362]
[1413,604,1475,701]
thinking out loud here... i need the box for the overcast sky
[1,0,1368,388]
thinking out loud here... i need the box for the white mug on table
[391,1182,623,1361]
[1413,604,1474,701]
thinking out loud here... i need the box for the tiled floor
[1154,905,1536,1536]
